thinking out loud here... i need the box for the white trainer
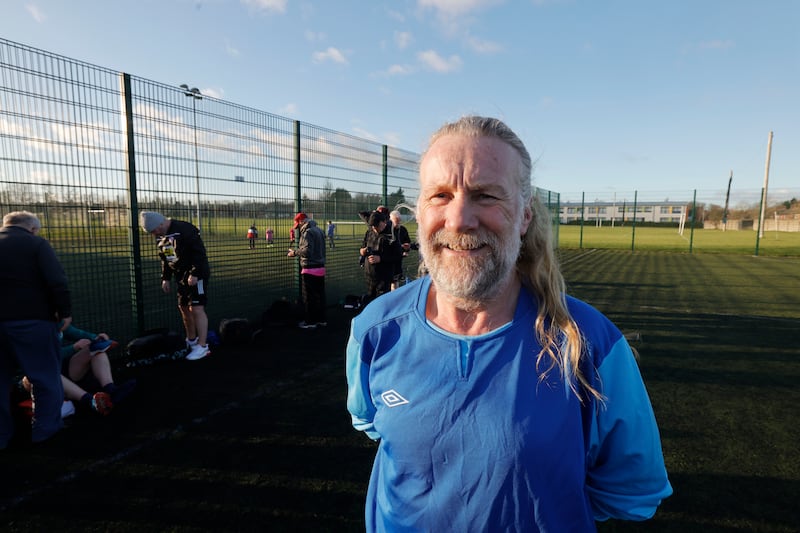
[186,344,210,361]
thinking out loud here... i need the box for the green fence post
[551,191,559,247]
[120,72,145,335]
[579,192,585,249]
[294,120,303,302]
[294,120,302,213]
[630,191,638,251]
[754,187,764,256]
[689,189,697,253]
[382,145,389,207]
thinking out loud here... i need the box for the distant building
[559,200,689,224]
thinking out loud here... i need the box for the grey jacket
[297,219,326,269]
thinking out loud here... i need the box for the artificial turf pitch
[1,249,798,532]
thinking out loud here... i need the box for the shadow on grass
[2,267,799,531]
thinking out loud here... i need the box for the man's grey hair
[418,115,601,402]
[421,115,533,210]
[3,210,41,231]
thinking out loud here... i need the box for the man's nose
[444,195,478,232]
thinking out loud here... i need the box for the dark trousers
[365,273,392,305]
[301,273,326,324]
[0,320,64,447]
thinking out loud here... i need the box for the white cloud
[418,0,503,41]
[225,41,240,57]
[418,0,502,18]
[387,64,414,76]
[352,126,379,142]
[279,103,298,115]
[382,131,402,146]
[305,30,326,42]
[201,87,224,99]
[25,4,46,23]
[418,50,463,73]
[388,9,406,23]
[312,47,349,65]
[394,31,413,50]
[466,36,502,54]
[241,0,287,14]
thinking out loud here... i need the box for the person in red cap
[287,212,327,328]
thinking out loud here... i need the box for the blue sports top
[346,276,672,532]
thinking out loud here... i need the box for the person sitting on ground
[21,374,112,416]
[55,322,135,414]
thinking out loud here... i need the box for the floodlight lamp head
[180,84,202,99]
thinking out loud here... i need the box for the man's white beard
[420,228,520,307]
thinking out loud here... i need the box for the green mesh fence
[0,37,560,346]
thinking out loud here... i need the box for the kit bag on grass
[219,318,253,345]
[343,294,362,310]
[125,329,186,367]
[262,298,303,328]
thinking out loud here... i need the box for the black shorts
[177,278,208,307]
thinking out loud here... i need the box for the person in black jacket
[389,210,412,290]
[0,210,72,448]
[287,212,327,329]
[140,212,211,361]
[360,211,402,305]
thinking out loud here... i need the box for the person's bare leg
[67,349,93,382]
[191,305,208,346]
[88,352,114,388]
[179,303,197,341]
[60,375,88,402]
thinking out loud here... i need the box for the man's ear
[520,204,533,236]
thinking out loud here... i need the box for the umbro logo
[381,389,409,407]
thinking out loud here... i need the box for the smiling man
[345,116,672,531]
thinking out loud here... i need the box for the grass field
[559,225,800,256]
[40,216,800,349]
[2,249,799,532]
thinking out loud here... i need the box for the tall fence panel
[558,188,800,256]
[0,39,141,341]
[1,37,561,346]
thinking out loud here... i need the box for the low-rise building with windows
[559,200,690,224]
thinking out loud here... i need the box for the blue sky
[2,0,798,200]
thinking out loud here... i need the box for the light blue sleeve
[587,337,673,521]
[345,331,380,440]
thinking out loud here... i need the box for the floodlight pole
[181,84,203,232]
[758,131,773,238]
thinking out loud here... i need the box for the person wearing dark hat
[375,205,394,238]
[287,212,327,329]
[359,210,402,305]
[139,211,211,361]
